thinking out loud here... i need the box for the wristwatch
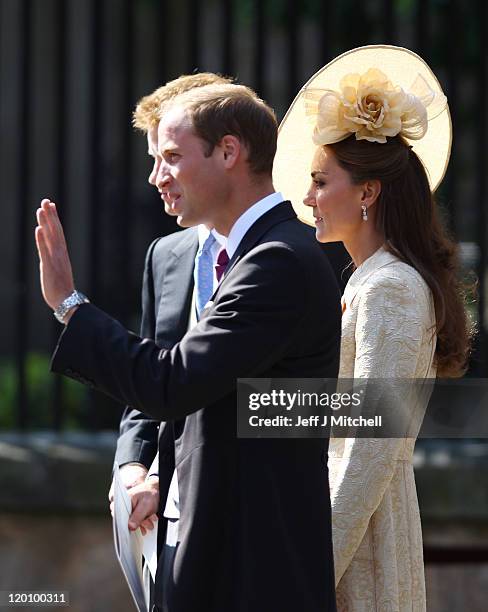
[53,290,90,323]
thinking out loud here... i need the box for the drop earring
[361,205,368,221]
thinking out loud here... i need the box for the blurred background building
[0,0,487,610]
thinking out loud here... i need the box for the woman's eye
[313,179,325,188]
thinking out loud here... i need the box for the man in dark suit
[35,82,341,612]
[112,74,350,538]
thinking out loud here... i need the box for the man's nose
[148,159,160,186]
[303,188,315,207]
[155,160,171,191]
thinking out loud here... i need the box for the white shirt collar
[226,192,283,259]
[196,224,210,250]
[196,224,226,250]
[212,228,226,247]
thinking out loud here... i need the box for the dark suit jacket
[114,227,349,475]
[115,227,199,519]
[114,225,199,598]
[51,202,341,612]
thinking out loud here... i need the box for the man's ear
[220,135,241,168]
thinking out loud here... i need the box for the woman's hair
[328,134,472,378]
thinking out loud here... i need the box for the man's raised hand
[35,199,75,312]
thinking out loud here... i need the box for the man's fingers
[47,201,68,248]
[128,503,145,530]
[39,199,68,252]
[50,203,68,243]
[37,200,73,272]
[38,201,57,240]
[35,226,51,261]
[36,209,58,259]
[140,516,157,532]
[129,496,156,530]
[36,208,51,239]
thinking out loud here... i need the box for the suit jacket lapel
[211,201,296,302]
[156,229,198,346]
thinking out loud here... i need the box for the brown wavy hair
[328,135,472,377]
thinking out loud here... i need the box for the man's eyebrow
[158,146,182,157]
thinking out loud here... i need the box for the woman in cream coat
[276,46,471,611]
[330,246,436,610]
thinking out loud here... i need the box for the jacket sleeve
[331,273,433,585]
[51,243,323,421]
[114,237,162,469]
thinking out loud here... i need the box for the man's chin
[176,215,203,229]
[164,204,179,217]
[176,215,191,228]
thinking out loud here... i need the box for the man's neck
[213,179,276,236]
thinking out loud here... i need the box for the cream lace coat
[330,246,436,612]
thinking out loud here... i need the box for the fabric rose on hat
[304,68,435,145]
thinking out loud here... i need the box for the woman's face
[303,146,365,243]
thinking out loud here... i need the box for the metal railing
[0,0,486,429]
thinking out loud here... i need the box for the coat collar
[170,226,199,259]
[156,228,198,346]
[207,201,296,306]
[222,201,295,279]
[342,245,400,309]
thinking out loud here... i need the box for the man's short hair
[163,83,278,176]
[133,72,232,133]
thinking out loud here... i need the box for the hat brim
[273,45,452,227]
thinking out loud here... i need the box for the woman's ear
[361,179,381,207]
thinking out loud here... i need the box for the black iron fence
[0,0,487,432]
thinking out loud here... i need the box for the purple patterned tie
[215,248,229,282]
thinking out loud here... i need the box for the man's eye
[167,152,180,161]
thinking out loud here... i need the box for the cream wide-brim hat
[273,45,452,226]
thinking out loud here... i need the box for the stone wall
[1,433,487,611]
[0,514,131,612]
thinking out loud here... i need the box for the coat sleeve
[113,237,162,469]
[331,273,432,585]
[51,243,323,421]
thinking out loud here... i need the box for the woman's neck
[344,231,385,268]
